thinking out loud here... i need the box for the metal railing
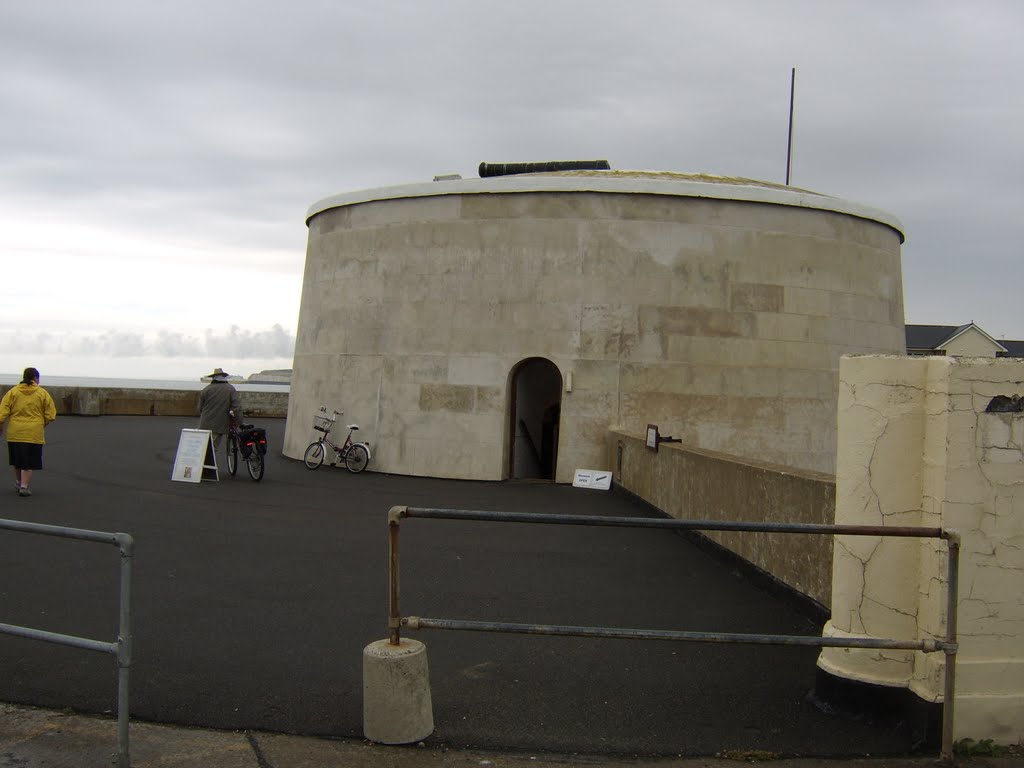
[386,506,960,760]
[0,519,134,768]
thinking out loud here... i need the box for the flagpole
[786,67,795,186]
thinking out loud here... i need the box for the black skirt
[8,442,43,470]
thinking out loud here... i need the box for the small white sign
[573,468,612,490]
[172,429,218,483]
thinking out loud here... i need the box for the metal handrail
[0,519,134,768]
[386,505,960,760]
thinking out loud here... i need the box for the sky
[1,1,1021,380]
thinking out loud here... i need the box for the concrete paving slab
[0,703,255,767]
[2,704,1023,768]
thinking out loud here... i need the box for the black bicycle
[226,418,266,481]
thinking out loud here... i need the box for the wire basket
[313,411,336,433]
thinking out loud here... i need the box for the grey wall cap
[306,174,905,242]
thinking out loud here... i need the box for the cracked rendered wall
[819,355,1024,743]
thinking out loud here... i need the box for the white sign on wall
[171,429,219,483]
[573,468,612,490]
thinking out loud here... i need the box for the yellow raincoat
[0,383,57,444]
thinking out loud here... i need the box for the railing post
[116,534,134,768]
[941,531,961,762]
[0,520,134,766]
[388,507,405,645]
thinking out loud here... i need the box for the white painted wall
[820,355,1024,743]
[942,327,1003,357]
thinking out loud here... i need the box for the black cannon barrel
[478,160,611,178]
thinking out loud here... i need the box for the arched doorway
[508,358,562,480]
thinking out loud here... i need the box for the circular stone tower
[283,171,905,482]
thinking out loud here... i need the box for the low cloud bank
[1,325,295,359]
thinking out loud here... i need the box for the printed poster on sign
[171,429,219,483]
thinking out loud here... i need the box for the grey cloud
[1,0,1022,341]
[203,325,295,359]
[0,326,295,359]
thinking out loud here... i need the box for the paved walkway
[0,416,944,759]
[4,704,1023,768]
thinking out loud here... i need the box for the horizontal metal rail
[399,617,951,652]
[396,507,948,538]
[386,505,960,760]
[0,622,117,654]
[0,517,128,545]
[0,518,134,768]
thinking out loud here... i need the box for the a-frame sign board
[171,428,220,482]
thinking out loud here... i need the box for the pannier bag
[239,425,268,457]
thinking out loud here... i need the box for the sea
[0,373,289,394]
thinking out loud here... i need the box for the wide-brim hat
[207,367,230,379]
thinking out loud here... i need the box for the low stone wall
[608,429,836,608]
[46,386,289,419]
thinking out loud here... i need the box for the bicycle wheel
[303,441,325,469]
[345,444,369,473]
[246,446,265,481]
[226,435,238,476]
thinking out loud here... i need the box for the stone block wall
[45,386,289,418]
[286,175,906,481]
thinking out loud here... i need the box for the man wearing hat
[199,367,241,449]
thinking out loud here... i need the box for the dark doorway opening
[508,358,562,480]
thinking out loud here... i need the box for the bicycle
[226,415,266,481]
[303,406,370,472]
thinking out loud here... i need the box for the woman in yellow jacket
[0,367,57,497]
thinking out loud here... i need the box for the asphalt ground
[0,416,927,758]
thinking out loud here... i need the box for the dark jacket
[199,380,240,434]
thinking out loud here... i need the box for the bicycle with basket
[303,406,371,472]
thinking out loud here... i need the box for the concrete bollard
[363,638,434,744]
